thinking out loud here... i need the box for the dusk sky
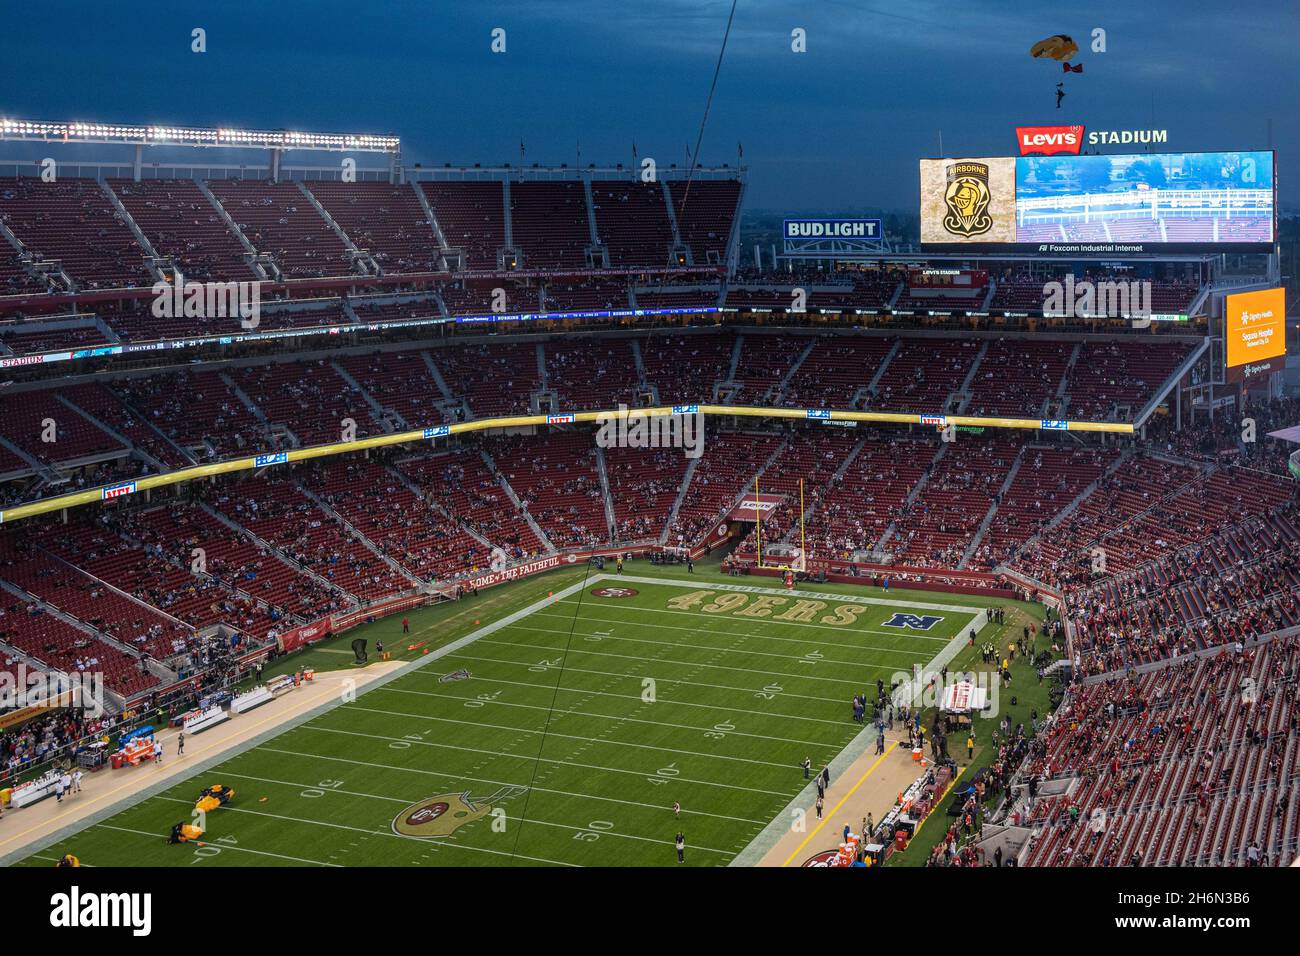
[2,0,1296,212]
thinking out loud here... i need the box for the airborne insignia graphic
[392,786,528,839]
[943,161,993,237]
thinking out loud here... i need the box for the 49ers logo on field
[591,586,639,599]
[392,786,527,839]
[801,849,843,867]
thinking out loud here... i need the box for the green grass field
[12,559,1045,868]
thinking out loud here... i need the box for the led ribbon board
[0,403,1135,526]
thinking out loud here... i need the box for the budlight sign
[783,219,881,240]
[782,218,884,257]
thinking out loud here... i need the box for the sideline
[0,573,597,866]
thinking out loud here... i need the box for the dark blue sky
[2,0,1296,212]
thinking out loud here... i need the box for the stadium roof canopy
[0,118,401,154]
[1266,424,1300,445]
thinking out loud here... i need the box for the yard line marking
[405,655,847,707]
[153,794,732,858]
[284,727,794,797]
[607,575,987,613]
[733,587,991,864]
[455,639,907,686]
[217,767,767,825]
[0,677,353,859]
[368,685,844,748]
[149,797,587,866]
[780,741,900,867]
[383,672,850,725]
[93,823,342,867]
[30,855,97,867]
[336,702,837,757]
[542,606,952,643]
[0,576,599,867]
[505,621,933,665]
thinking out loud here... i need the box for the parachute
[195,784,234,814]
[169,822,204,844]
[1030,34,1084,108]
[1030,34,1081,68]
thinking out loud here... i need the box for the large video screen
[921,151,1275,254]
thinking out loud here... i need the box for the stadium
[0,5,1297,911]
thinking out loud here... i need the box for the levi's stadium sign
[1016,125,1084,156]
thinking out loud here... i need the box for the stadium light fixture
[0,118,400,154]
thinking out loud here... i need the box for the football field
[12,570,999,868]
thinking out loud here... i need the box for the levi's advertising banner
[1016,125,1084,156]
[1224,287,1286,369]
[726,494,786,522]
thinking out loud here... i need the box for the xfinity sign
[1016,125,1084,156]
[783,218,881,240]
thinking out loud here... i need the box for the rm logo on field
[883,612,944,631]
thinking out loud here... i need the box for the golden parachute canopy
[1029,34,1079,62]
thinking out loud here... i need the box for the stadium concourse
[0,169,1296,869]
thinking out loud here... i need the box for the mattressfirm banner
[919,157,1017,244]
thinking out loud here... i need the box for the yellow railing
[0,403,1133,525]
